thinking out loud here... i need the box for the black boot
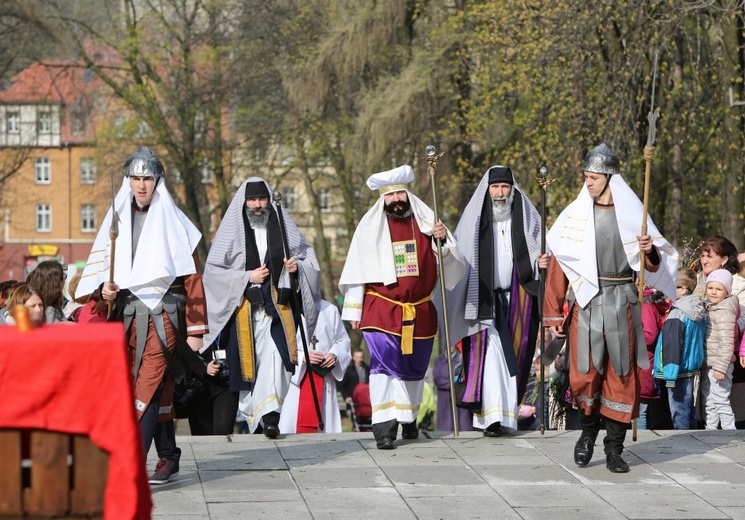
[606,453,630,473]
[604,418,630,473]
[574,432,596,466]
[401,422,419,440]
[262,411,280,439]
[483,422,502,438]
[574,413,600,466]
[373,419,398,450]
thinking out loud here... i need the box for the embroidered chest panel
[392,239,419,277]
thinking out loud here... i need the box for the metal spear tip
[273,191,282,202]
[425,145,437,157]
[539,166,548,179]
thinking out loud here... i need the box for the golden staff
[536,166,555,434]
[107,168,120,319]
[634,50,660,442]
[425,145,459,437]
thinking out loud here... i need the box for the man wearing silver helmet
[446,165,549,437]
[543,144,677,473]
[77,147,210,485]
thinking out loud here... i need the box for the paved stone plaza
[148,429,745,519]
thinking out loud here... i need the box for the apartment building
[0,60,112,282]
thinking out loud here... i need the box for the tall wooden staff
[634,51,660,442]
[536,166,555,434]
[273,191,324,432]
[425,145,459,436]
[107,169,120,319]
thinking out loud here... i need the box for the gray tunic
[569,206,646,376]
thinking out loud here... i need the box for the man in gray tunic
[543,144,677,473]
[79,147,209,484]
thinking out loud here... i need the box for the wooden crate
[0,429,108,518]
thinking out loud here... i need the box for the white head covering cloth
[77,177,202,309]
[547,174,678,307]
[338,165,460,293]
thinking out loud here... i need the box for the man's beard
[246,206,270,227]
[384,198,411,218]
[491,190,514,223]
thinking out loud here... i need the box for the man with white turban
[543,143,677,473]
[339,165,464,449]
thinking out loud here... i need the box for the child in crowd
[639,289,668,429]
[655,268,705,429]
[702,269,739,430]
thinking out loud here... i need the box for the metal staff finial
[424,144,459,437]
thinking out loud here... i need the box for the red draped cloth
[296,369,325,433]
[0,324,152,519]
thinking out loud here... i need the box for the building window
[6,111,19,133]
[283,187,296,211]
[81,204,96,233]
[318,188,330,213]
[71,112,85,136]
[200,163,213,184]
[36,204,52,232]
[37,110,51,134]
[80,157,96,184]
[280,145,295,166]
[35,157,51,184]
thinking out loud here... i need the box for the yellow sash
[365,289,432,355]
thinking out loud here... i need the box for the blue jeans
[637,400,648,429]
[667,376,696,430]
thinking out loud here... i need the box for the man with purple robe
[339,165,464,449]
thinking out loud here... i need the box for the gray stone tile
[459,452,555,466]
[290,466,392,489]
[683,483,745,507]
[368,446,462,466]
[302,487,416,519]
[691,431,745,447]
[358,437,450,450]
[191,445,287,470]
[199,470,300,502]
[564,461,676,486]
[626,435,712,455]
[150,490,208,516]
[471,463,580,486]
[404,495,521,520]
[382,464,485,486]
[714,443,745,464]
[207,500,312,519]
[633,450,733,464]
[654,462,745,484]
[492,484,609,507]
[591,483,731,519]
[513,506,626,520]
[395,483,498,498]
[719,507,745,519]
[278,439,377,468]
